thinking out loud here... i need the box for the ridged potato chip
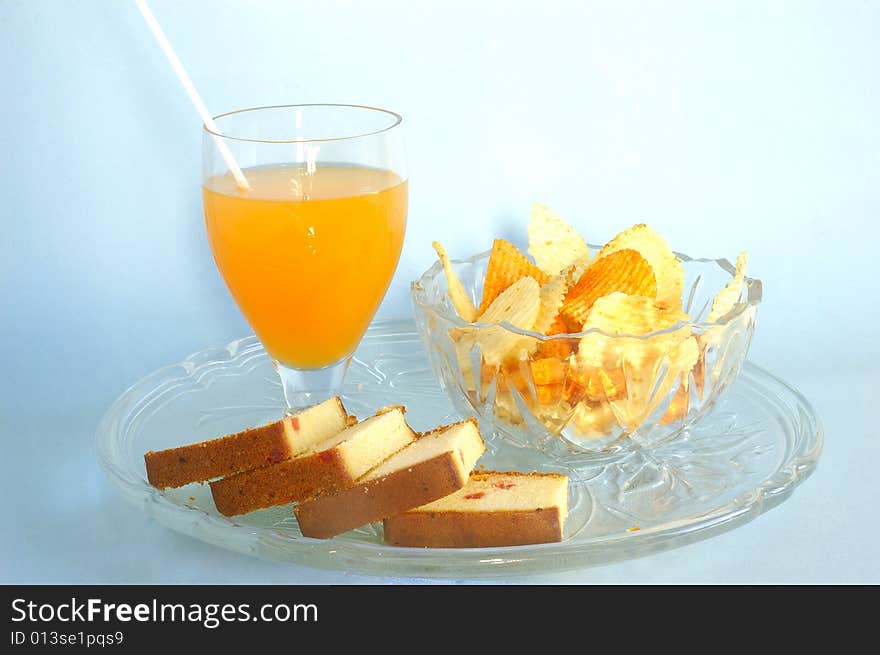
[527,202,591,275]
[626,335,698,430]
[533,262,583,361]
[560,249,657,329]
[707,251,748,323]
[475,276,542,366]
[584,335,697,432]
[479,275,541,325]
[581,291,691,338]
[595,223,684,310]
[433,241,478,322]
[570,293,696,430]
[533,266,574,334]
[573,292,692,385]
[432,206,752,439]
[537,332,577,361]
[478,239,549,314]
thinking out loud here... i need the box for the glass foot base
[274,356,352,414]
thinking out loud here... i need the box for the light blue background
[1,0,878,583]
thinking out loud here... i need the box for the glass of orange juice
[201,104,407,412]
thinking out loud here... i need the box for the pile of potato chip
[432,203,749,439]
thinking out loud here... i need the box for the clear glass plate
[96,319,822,578]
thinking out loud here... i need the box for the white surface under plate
[96,319,822,578]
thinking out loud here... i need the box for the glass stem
[274,357,352,415]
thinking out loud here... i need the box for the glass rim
[204,103,403,144]
[411,247,763,341]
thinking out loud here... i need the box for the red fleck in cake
[210,406,416,516]
[143,396,350,490]
[382,470,569,548]
[294,418,486,539]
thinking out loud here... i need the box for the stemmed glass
[201,104,407,412]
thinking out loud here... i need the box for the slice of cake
[382,470,569,548]
[294,419,487,539]
[144,396,350,490]
[210,406,417,516]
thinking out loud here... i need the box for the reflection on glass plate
[96,319,821,578]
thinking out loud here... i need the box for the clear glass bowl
[411,246,762,467]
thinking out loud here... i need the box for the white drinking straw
[134,0,250,190]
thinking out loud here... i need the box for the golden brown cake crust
[144,420,292,490]
[466,469,569,483]
[382,507,564,548]
[209,448,354,516]
[416,416,479,439]
[293,452,469,539]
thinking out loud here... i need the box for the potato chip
[534,382,564,407]
[479,275,541,325]
[611,335,698,431]
[530,357,567,387]
[536,310,578,360]
[668,335,700,372]
[707,251,748,323]
[569,400,618,438]
[661,374,690,425]
[569,253,593,282]
[494,358,531,404]
[693,250,748,400]
[533,267,573,334]
[475,276,542,366]
[493,388,526,427]
[432,206,750,439]
[537,313,575,356]
[538,334,576,361]
[493,357,573,430]
[448,326,478,392]
[432,241,478,322]
[480,344,574,432]
[595,223,684,310]
[581,291,691,337]
[492,361,537,427]
[560,249,657,328]
[478,239,549,314]
[449,326,513,404]
[547,314,569,335]
[692,345,706,400]
[636,336,697,424]
[573,293,692,396]
[567,364,627,402]
[533,399,575,433]
[502,360,560,417]
[570,294,696,431]
[527,202,591,275]
[561,373,588,406]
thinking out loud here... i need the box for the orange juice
[203,164,407,368]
